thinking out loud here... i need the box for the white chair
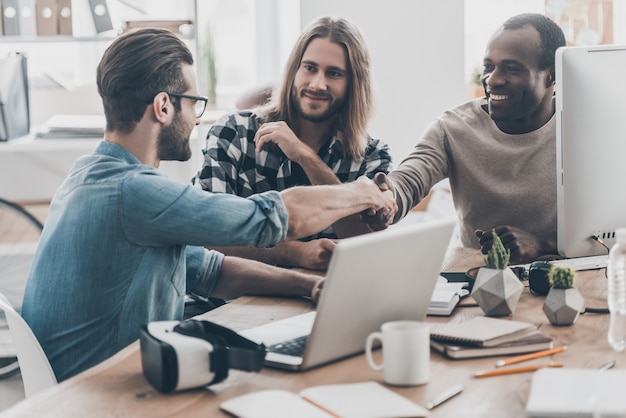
[0,292,57,398]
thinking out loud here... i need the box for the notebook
[220,381,428,418]
[427,276,469,316]
[527,368,626,417]
[430,332,553,359]
[239,218,457,371]
[430,316,537,347]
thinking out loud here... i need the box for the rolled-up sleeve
[246,192,288,247]
[185,246,224,298]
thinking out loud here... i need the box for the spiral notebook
[431,332,553,359]
[430,316,537,347]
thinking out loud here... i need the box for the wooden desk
[3,247,624,417]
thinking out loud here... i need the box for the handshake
[278,172,398,241]
[359,172,397,231]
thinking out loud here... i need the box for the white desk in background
[0,136,101,202]
[0,110,227,203]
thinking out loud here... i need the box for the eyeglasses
[166,92,208,118]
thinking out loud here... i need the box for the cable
[591,235,611,252]
[581,235,611,313]
[583,307,609,314]
[588,235,610,279]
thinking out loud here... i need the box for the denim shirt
[21,141,288,381]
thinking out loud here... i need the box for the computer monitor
[556,44,626,257]
[0,52,29,141]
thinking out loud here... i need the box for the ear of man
[545,68,556,87]
[151,92,171,123]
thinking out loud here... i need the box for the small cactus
[548,266,575,289]
[485,230,510,269]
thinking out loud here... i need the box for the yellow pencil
[495,346,566,367]
[474,362,563,378]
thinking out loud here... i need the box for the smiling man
[21,28,396,381]
[363,13,566,264]
[193,16,392,271]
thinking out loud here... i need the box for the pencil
[474,362,563,378]
[495,346,566,367]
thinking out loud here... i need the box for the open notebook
[240,218,457,371]
[527,368,626,417]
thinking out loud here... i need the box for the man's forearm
[209,242,304,268]
[210,256,322,300]
[280,178,393,240]
[297,154,371,238]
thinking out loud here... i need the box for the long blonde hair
[258,16,373,160]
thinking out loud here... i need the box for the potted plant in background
[543,266,584,326]
[199,23,217,107]
[471,230,524,316]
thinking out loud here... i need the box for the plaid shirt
[193,111,393,239]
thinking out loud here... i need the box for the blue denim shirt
[21,141,288,381]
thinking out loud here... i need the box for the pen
[599,360,616,371]
[426,384,463,409]
[495,346,566,367]
[474,362,563,378]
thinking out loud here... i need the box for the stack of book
[427,274,470,316]
[430,316,553,359]
[35,114,105,139]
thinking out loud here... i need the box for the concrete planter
[543,287,584,326]
[471,267,524,316]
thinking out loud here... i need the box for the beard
[292,87,345,123]
[157,111,192,162]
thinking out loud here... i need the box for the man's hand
[475,225,556,264]
[361,172,396,231]
[254,121,313,163]
[291,239,336,271]
[310,278,325,305]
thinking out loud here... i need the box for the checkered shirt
[192,111,393,239]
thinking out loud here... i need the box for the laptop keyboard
[267,335,309,357]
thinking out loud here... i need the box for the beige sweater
[389,98,556,249]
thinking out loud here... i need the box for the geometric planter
[471,267,524,316]
[542,287,584,326]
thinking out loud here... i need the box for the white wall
[464,0,544,82]
[299,0,466,162]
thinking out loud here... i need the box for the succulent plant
[548,265,575,289]
[485,230,510,269]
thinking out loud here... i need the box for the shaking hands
[361,172,397,231]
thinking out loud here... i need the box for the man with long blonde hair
[21,28,395,381]
[194,16,391,271]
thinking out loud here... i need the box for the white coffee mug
[365,320,430,386]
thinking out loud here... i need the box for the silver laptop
[240,217,457,371]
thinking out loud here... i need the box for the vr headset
[139,319,266,393]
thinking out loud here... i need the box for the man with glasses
[162,92,208,119]
[193,17,392,271]
[21,28,395,382]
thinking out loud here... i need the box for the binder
[2,0,19,36]
[35,0,57,36]
[57,0,72,35]
[17,0,37,36]
[87,0,112,33]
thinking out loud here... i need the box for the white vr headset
[139,319,266,393]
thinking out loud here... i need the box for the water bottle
[608,228,626,351]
